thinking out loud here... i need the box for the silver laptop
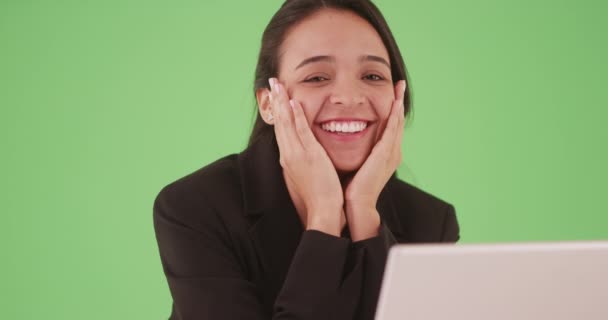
[375,241,608,320]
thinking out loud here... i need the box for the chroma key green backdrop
[1,0,607,318]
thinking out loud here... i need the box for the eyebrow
[294,55,391,70]
[361,55,391,69]
[295,55,335,70]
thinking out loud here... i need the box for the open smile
[317,119,373,142]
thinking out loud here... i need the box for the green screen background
[2,0,606,318]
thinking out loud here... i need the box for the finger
[394,80,406,144]
[269,78,280,121]
[363,110,396,170]
[366,89,403,168]
[391,85,406,166]
[385,80,406,144]
[273,80,304,150]
[377,96,402,152]
[391,80,406,126]
[269,79,290,157]
[291,99,319,151]
[394,80,406,104]
[392,104,405,166]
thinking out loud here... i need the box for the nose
[328,79,365,107]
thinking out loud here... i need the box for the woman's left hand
[344,80,407,241]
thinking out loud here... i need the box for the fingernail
[289,100,295,108]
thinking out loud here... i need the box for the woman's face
[277,8,395,174]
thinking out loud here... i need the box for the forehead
[279,8,389,70]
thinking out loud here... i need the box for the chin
[316,129,376,176]
[328,151,367,176]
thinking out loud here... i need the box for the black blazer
[153,134,460,320]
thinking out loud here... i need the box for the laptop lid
[375,241,608,320]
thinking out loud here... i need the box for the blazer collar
[238,133,294,216]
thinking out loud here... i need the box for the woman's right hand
[269,78,345,237]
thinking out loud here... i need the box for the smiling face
[274,8,396,174]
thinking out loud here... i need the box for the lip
[318,118,372,125]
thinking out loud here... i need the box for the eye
[363,74,384,81]
[304,76,329,83]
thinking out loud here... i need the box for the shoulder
[387,178,458,242]
[388,178,453,213]
[153,154,243,230]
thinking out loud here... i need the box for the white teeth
[321,121,368,133]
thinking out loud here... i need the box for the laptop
[375,241,608,320]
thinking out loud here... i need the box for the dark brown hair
[249,0,412,146]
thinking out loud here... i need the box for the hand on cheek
[343,80,407,241]
[268,78,346,237]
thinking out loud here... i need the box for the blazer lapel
[237,133,304,302]
[376,177,406,240]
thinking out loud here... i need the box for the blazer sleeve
[440,204,460,242]
[153,188,363,320]
[350,223,397,320]
[274,230,363,320]
[350,203,461,319]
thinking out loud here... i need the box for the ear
[255,87,274,125]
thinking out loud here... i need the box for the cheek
[289,88,326,125]
[371,92,395,121]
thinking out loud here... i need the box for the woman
[153,0,460,319]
